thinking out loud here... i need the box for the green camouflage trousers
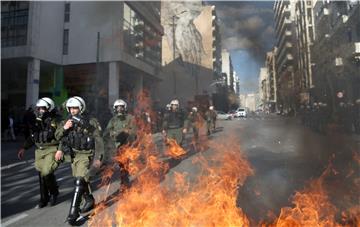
[35,147,60,176]
[167,128,184,145]
[70,152,94,181]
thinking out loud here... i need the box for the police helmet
[36,97,55,112]
[113,99,127,111]
[66,96,86,113]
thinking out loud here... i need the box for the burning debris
[87,92,359,227]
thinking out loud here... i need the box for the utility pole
[172,15,177,95]
[95,32,100,116]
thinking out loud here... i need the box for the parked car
[216,111,233,120]
[235,108,247,118]
[228,110,236,119]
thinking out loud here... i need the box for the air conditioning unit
[354,42,360,60]
[342,15,349,23]
[323,8,329,15]
[355,42,360,54]
[335,57,343,66]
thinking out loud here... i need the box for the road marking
[2,213,28,227]
[1,159,34,170]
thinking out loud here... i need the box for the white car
[216,111,233,120]
[236,108,247,118]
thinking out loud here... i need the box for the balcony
[315,6,329,26]
[277,42,293,64]
[275,5,291,32]
[277,53,294,73]
[276,18,292,39]
[352,42,360,61]
[277,29,292,49]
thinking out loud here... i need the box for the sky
[208,1,276,94]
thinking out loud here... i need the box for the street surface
[1,114,359,226]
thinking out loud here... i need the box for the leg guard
[66,177,85,225]
[80,181,95,213]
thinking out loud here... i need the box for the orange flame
[164,138,187,159]
[89,127,254,226]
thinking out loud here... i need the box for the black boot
[66,177,85,225]
[45,173,59,206]
[37,172,49,208]
[80,181,95,213]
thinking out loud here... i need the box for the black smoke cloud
[208,1,276,64]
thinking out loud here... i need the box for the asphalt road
[1,115,359,226]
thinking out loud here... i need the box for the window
[123,3,161,67]
[64,2,70,22]
[1,1,29,47]
[63,29,69,55]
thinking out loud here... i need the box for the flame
[88,91,359,227]
[89,125,254,226]
[164,138,187,159]
[263,156,360,227]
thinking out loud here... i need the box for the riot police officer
[187,107,202,142]
[162,99,188,145]
[17,97,60,208]
[103,99,137,191]
[55,96,104,225]
[205,106,217,135]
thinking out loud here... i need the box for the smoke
[212,1,275,64]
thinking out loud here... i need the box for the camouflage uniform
[162,109,187,145]
[205,109,217,135]
[187,110,202,141]
[103,113,137,189]
[22,111,61,207]
[56,114,104,224]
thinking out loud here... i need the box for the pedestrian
[162,99,188,146]
[4,114,17,141]
[205,106,217,135]
[103,99,137,192]
[55,96,104,225]
[17,97,61,208]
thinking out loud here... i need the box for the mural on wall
[162,1,205,70]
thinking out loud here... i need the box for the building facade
[265,48,278,112]
[295,0,316,105]
[312,1,360,114]
[158,2,222,108]
[2,1,163,122]
[273,0,298,113]
[259,67,269,110]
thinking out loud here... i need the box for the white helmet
[66,96,86,113]
[170,99,179,106]
[36,97,55,112]
[209,106,214,110]
[113,99,127,110]
[192,107,198,112]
